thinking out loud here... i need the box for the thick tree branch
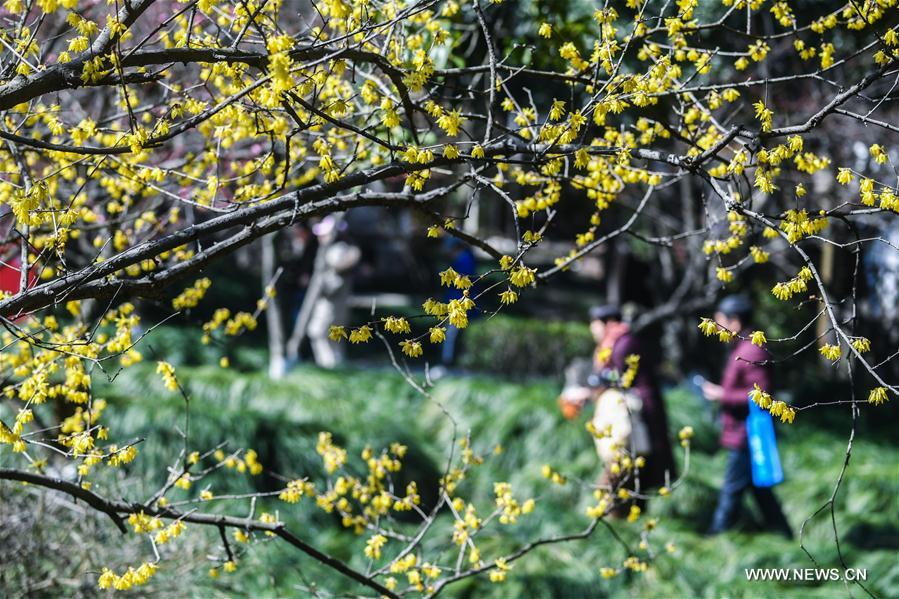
[0,468,398,598]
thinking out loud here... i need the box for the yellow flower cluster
[223,312,258,336]
[698,318,734,342]
[349,325,373,343]
[128,512,163,534]
[621,354,640,388]
[749,384,796,424]
[154,520,186,545]
[156,361,178,392]
[678,426,694,447]
[364,534,387,560]
[98,563,158,591]
[316,432,347,474]
[400,339,423,358]
[382,316,411,334]
[489,558,512,583]
[753,101,773,132]
[819,343,841,362]
[107,445,138,467]
[850,338,871,353]
[868,387,889,406]
[279,479,316,503]
[493,482,535,524]
[202,308,232,343]
[211,448,263,475]
[541,463,567,485]
[172,278,212,310]
[509,265,536,287]
[771,267,813,301]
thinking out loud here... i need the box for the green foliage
[96,364,442,497]
[82,365,899,597]
[458,315,594,377]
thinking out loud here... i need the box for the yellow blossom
[400,340,423,358]
[750,331,767,347]
[364,534,387,560]
[819,343,841,361]
[868,387,889,405]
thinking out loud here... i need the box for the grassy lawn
[86,362,898,598]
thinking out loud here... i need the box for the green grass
[80,363,899,598]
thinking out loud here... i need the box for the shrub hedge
[458,315,594,377]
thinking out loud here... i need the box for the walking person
[588,305,676,492]
[292,215,361,368]
[702,294,793,538]
[561,305,676,511]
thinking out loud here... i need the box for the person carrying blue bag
[701,294,793,538]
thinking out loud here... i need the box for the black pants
[709,446,793,538]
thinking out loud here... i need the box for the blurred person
[702,294,793,538]
[558,358,594,420]
[300,216,361,368]
[560,306,675,508]
[589,305,676,492]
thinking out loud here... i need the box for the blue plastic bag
[746,398,784,487]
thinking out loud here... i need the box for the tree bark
[262,233,287,379]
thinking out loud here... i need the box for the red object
[0,255,37,295]
[558,397,582,420]
[718,337,772,450]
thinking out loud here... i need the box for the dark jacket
[719,337,771,449]
[609,332,676,488]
